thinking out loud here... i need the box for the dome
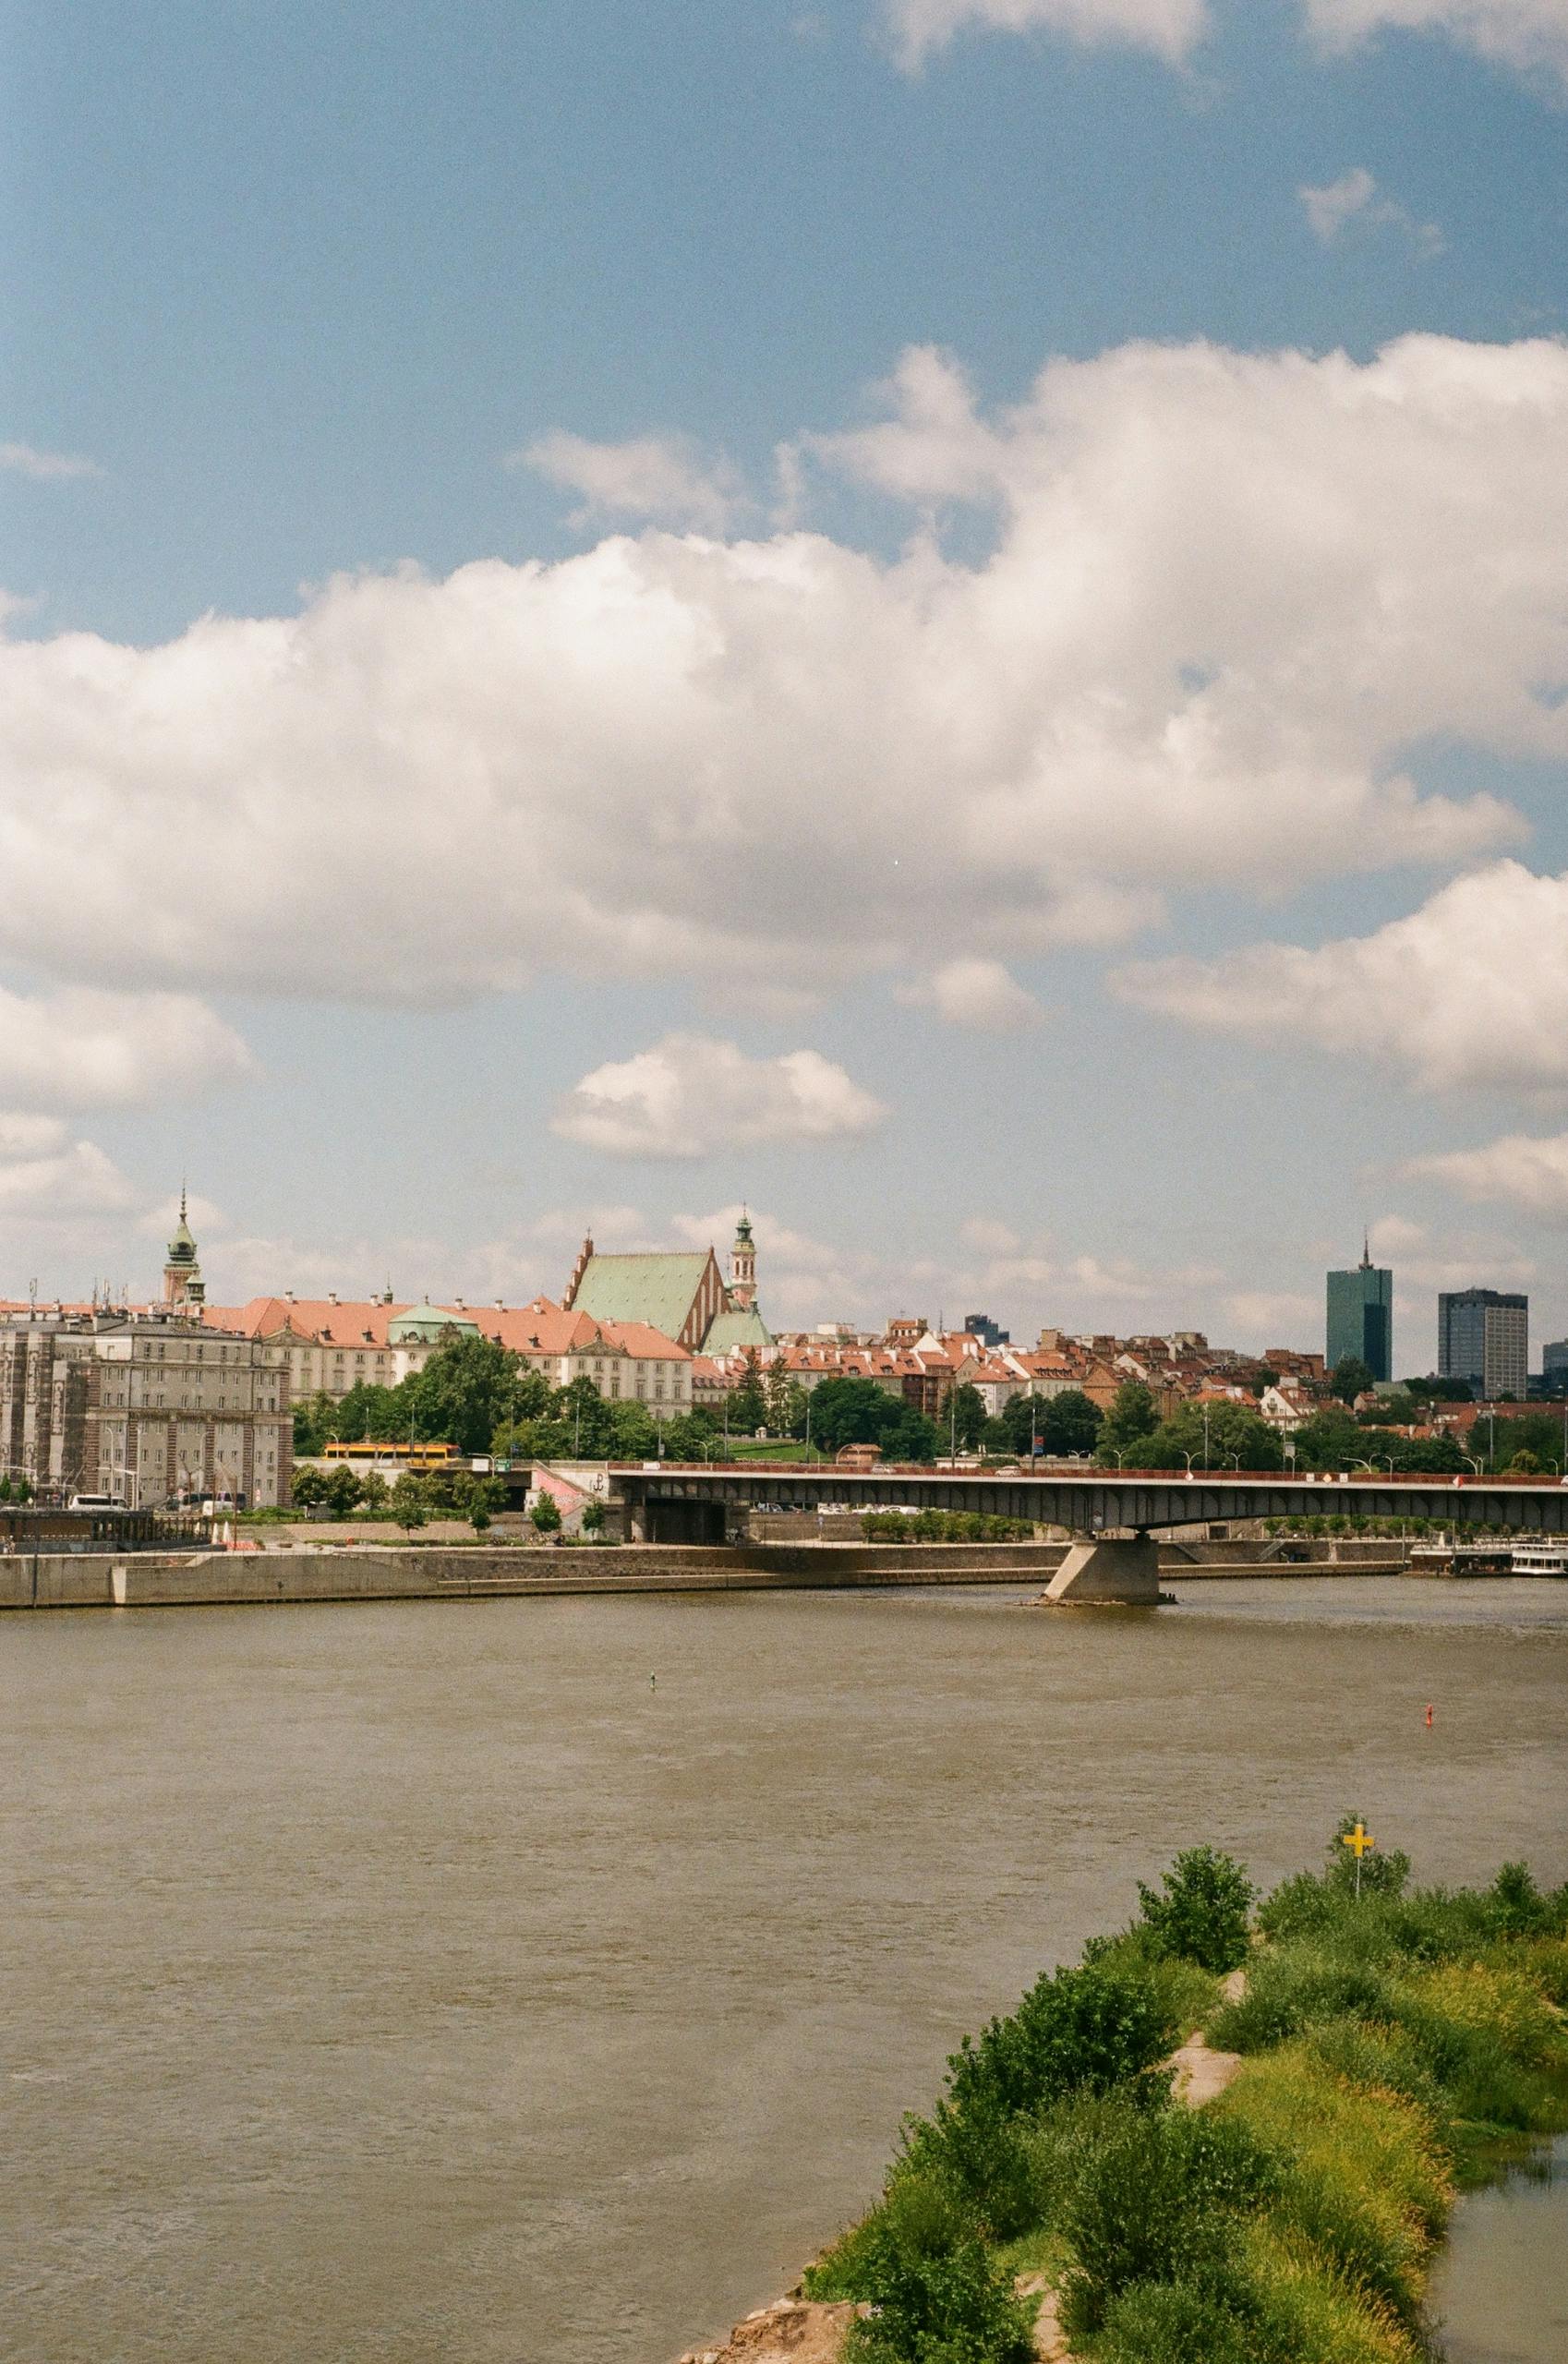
[387,1300,481,1345]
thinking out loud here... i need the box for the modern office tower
[1326,1238,1393,1381]
[1541,1340,1568,1395]
[1438,1288,1529,1401]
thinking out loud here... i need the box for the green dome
[387,1301,480,1345]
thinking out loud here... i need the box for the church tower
[728,1212,757,1312]
[163,1188,205,1311]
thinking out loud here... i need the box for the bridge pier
[1043,1532,1161,1606]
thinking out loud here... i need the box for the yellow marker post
[1342,1819,1376,1900]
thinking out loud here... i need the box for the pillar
[1043,1531,1161,1605]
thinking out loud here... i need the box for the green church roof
[703,1308,774,1354]
[571,1251,714,1341]
[388,1300,480,1345]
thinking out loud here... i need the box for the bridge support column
[1043,1532,1161,1606]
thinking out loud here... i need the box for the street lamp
[1181,1450,1200,1476]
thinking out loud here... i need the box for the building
[1326,1240,1393,1381]
[562,1214,772,1355]
[963,1312,1010,1349]
[1439,1289,1529,1402]
[0,1308,292,1508]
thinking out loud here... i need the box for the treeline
[1092,1379,1564,1476]
[803,1826,1568,2364]
[861,1511,1039,1542]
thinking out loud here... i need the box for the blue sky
[2,0,1565,1359]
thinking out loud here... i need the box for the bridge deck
[605,1464,1568,1536]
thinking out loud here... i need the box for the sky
[2,0,1566,1363]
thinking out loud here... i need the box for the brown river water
[2,1576,1564,2364]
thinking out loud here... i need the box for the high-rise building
[1438,1289,1529,1401]
[1540,1340,1568,1396]
[1326,1239,1393,1381]
[964,1312,1010,1349]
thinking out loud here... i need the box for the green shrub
[945,1961,1176,2124]
[1137,1845,1256,1972]
[1056,2101,1279,2340]
[1210,1950,1398,2055]
[1092,2276,1260,2364]
[840,2223,1037,2364]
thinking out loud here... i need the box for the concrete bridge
[609,1464,1568,1602]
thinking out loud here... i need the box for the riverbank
[721,1835,1568,2364]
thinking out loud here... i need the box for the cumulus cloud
[515,430,742,532]
[0,440,99,481]
[1405,1135,1568,1222]
[2,334,1562,1011]
[1298,168,1442,255]
[1369,1212,1535,1282]
[898,958,1045,1030]
[0,1115,134,1214]
[0,987,255,1110]
[1114,862,1568,1092]
[882,0,1209,70]
[1303,0,1568,90]
[550,1033,888,1159]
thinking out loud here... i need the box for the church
[562,1213,772,1356]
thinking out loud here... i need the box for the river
[1,1576,1563,2364]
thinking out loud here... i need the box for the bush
[530,1491,562,1534]
[1056,2101,1279,2341]
[840,2222,1037,2364]
[1092,2276,1259,2364]
[945,1962,1176,2124]
[1137,1846,1256,1972]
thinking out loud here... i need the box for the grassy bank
[802,1829,1568,2362]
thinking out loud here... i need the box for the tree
[1506,1447,1542,1475]
[763,1357,794,1438]
[729,1351,767,1437]
[389,1472,429,1536]
[948,1382,987,1452]
[530,1490,562,1535]
[1136,1846,1255,1972]
[332,1381,405,1443]
[1141,1401,1283,1472]
[805,1375,903,1453]
[358,1470,390,1514]
[1329,1355,1374,1405]
[293,1389,339,1457]
[292,1465,329,1512]
[400,1334,542,1455]
[1039,1389,1103,1458]
[1097,1381,1158,1464]
[883,1405,939,1464]
[320,1466,364,1520]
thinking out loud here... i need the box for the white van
[69,1492,127,1512]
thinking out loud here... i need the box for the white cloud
[960,1215,1022,1255]
[550,1033,888,1159]
[1303,0,1568,90]
[514,430,742,532]
[1405,1135,1568,1222]
[0,1116,134,1215]
[1369,1212,1535,1283]
[1115,862,1568,1092]
[0,987,255,1110]
[882,0,1209,71]
[0,440,99,481]
[898,958,1045,1030]
[3,335,1564,1010]
[1298,168,1442,255]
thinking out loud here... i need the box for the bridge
[606,1464,1568,1602]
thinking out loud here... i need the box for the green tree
[358,1470,391,1515]
[948,1381,987,1452]
[1136,1845,1256,1972]
[530,1490,562,1535]
[605,1398,658,1460]
[729,1351,767,1437]
[1141,1400,1283,1472]
[401,1335,545,1455]
[1098,1380,1158,1463]
[320,1465,364,1520]
[292,1389,340,1457]
[806,1375,905,1453]
[1038,1388,1103,1457]
[389,1472,429,1536]
[332,1381,405,1442]
[883,1405,939,1464]
[1329,1354,1374,1404]
[292,1465,329,1512]
[763,1357,794,1438]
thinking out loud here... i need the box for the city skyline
[4,4,1566,1351]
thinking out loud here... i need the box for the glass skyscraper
[1438,1289,1528,1401]
[1326,1240,1393,1381]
